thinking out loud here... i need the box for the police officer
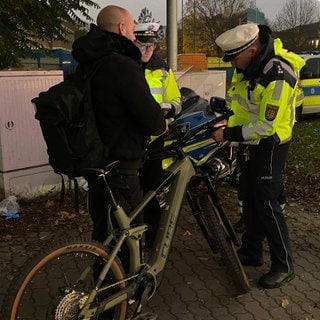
[212,24,305,288]
[134,22,181,116]
[134,22,181,247]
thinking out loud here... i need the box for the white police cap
[216,23,259,62]
[134,23,160,43]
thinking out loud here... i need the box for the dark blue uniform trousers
[239,140,294,273]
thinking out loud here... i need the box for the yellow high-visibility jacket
[143,54,181,115]
[225,38,305,144]
[145,68,181,113]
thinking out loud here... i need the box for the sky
[89,0,280,24]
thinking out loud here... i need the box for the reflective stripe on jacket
[144,68,181,113]
[226,38,305,144]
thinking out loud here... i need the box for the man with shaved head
[96,5,135,40]
[72,5,166,276]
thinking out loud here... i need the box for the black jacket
[72,24,166,171]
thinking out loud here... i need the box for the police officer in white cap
[134,22,181,248]
[213,24,305,288]
[134,22,181,116]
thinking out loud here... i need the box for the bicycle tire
[186,190,219,254]
[191,204,219,254]
[198,196,250,293]
[3,237,127,320]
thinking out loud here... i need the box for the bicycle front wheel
[198,196,250,293]
[4,238,127,320]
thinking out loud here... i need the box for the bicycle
[4,103,249,320]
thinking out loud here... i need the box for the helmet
[134,22,161,43]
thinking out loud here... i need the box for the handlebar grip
[213,109,234,123]
[210,96,227,113]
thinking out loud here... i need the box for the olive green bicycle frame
[79,155,196,318]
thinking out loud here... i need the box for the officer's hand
[211,122,226,142]
[161,103,176,119]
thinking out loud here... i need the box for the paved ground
[1,191,319,320]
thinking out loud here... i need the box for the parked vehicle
[296,53,320,119]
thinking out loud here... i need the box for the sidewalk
[144,200,320,320]
[1,196,319,319]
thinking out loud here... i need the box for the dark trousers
[236,144,286,209]
[139,137,164,248]
[84,169,143,243]
[239,140,294,273]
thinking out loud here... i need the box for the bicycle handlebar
[147,109,234,161]
[180,109,234,145]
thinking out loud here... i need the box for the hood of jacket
[273,38,305,74]
[72,23,142,65]
[142,53,169,71]
[242,35,305,80]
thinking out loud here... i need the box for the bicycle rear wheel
[4,238,127,320]
[197,196,250,293]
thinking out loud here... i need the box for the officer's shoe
[258,270,295,289]
[237,250,263,267]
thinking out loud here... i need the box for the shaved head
[97,5,136,41]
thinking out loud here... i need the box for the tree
[137,7,156,23]
[181,0,251,55]
[271,0,320,51]
[272,0,319,31]
[0,0,99,69]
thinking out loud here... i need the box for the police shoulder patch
[265,104,279,121]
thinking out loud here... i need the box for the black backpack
[32,63,107,179]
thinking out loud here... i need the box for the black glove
[165,105,176,119]
[161,103,176,119]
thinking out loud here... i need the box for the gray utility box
[0,70,63,198]
[174,70,227,100]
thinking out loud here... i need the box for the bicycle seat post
[99,173,119,209]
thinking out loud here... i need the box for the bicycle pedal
[132,312,158,320]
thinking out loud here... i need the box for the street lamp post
[167,0,178,71]
[193,0,196,52]
[181,0,184,53]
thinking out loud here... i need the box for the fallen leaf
[199,256,209,261]
[281,298,290,309]
[58,211,76,219]
[45,200,55,208]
